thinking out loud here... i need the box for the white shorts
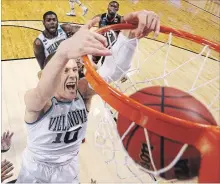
[16,152,79,183]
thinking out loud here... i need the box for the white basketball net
[87,29,220,183]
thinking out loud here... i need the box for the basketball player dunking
[34,11,81,70]
[16,10,160,183]
[34,11,88,144]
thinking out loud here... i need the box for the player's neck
[43,30,58,39]
[54,94,77,103]
[107,13,116,20]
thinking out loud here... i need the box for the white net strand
[163,33,173,86]
[117,116,189,177]
[143,128,157,172]
[109,32,196,93]
[89,28,220,183]
[110,37,138,85]
[141,34,172,65]
[92,97,158,182]
[118,38,217,95]
[93,109,145,181]
[146,45,209,86]
[138,142,189,176]
[114,121,157,182]
[190,47,211,91]
[93,99,190,182]
[188,76,219,93]
[95,112,116,148]
[208,92,219,109]
[111,32,219,123]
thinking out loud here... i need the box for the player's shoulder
[37,30,46,39]
[117,14,122,18]
[115,14,122,21]
[100,13,107,18]
[60,23,68,29]
[34,38,43,47]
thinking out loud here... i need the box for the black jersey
[79,67,85,79]
[93,13,122,64]
[99,13,121,47]
[99,13,121,28]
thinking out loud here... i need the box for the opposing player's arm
[61,24,81,37]
[96,30,137,84]
[120,16,125,23]
[78,79,96,111]
[92,14,101,20]
[78,30,138,111]
[79,10,160,113]
[33,38,46,70]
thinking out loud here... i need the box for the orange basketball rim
[83,24,220,183]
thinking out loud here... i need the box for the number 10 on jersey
[52,127,82,144]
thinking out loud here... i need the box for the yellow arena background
[1,0,220,183]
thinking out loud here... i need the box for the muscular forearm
[97,31,137,82]
[37,50,68,101]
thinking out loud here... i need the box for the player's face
[108,2,119,16]
[57,59,79,101]
[43,14,58,34]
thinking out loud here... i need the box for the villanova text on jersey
[46,39,65,56]
[48,109,87,132]
[38,25,67,58]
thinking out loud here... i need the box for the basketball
[117,86,217,180]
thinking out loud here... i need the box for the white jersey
[24,91,88,164]
[38,25,67,58]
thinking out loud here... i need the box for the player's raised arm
[92,14,101,20]
[98,10,160,81]
[78,10,160,111]
[24,18,111,114]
